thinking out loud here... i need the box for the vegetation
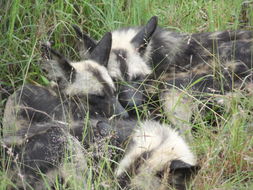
[1,0,253,189]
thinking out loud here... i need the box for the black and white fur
[74,17,253,136]
[41,32,128,119]
[2,32,128,136]
[3,107,199,190]
[1,32,130,189]
[73,21,155,110]
[94,119,199,190]
[1,121,88,190]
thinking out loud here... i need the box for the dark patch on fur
[5,126,67,189]
[161,63,251,96]
[231,62,252,80]
[170,160,194,171]
[154,160,199,190]
[19,84,65,123]
[80,92,128,118]
[112,49,129,80]
[117,150,153,189]
[117,172,131,189]
[64,95,87,120]
[86,94,112,117]
[11,84,104,125]
[132,151,153,173]
[118,80,145,110]
[165,74,224,94]
[12,83,127,128]
[0,83,14,102]
[150,28,253,85]
[109,119,137,146]
[218,40,253,72]
[143,28,252,117]
[169,160,200,190]
[93,119,134,147]
[192,30,253,48]
[96,120,113,137]
[20,127,65,174]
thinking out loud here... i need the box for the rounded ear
[72,25,97,53]
[42,44,75,80]
[131,16,158,54]
[89,32,112,67]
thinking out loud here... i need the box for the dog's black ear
[131,16,158,54]
[72,25,97,54]
[170,160,200,190]
[43,44,75,80]
[89,32,112,67]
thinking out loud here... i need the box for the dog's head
[43,32,128,118]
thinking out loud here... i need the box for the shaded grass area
[1,0,253,189]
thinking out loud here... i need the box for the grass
[1,0,253,189]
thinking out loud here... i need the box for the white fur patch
[158,31,185,62]
[112,28,140,50]
[115,120,196,177]
[65,60,115,96]
[107,28,152,80]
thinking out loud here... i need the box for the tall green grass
[1,0,253,189]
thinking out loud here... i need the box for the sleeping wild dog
[2,116,199,190]
[93,119,199,190]
[2,32,128,136]
[1,32,127,188]
[74,16,253,136]
[1,32,127,189]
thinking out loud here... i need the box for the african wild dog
[1,121,88,190]
[73,21,156,111]
[41,32,128,119]
[2,32,128,136]
[74,16,253,136]
[2,106,199,190]
[92,119,199,190]
[1,32,129,189]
